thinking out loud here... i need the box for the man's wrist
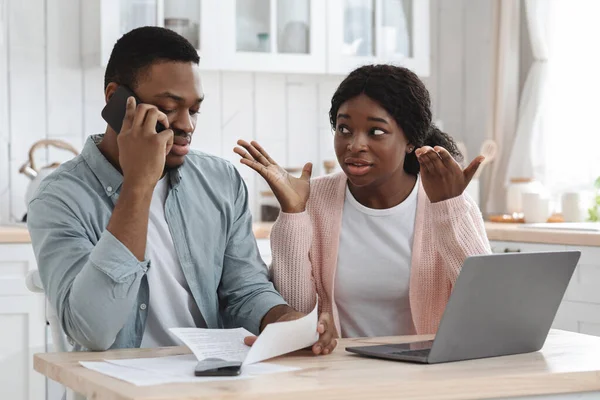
[260,304,296,332]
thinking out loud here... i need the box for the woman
[234,65,491,351]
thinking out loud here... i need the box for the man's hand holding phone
[117,96,174,190]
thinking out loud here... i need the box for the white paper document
[79,301,318,386]
[168,327,252,363]
[170,300,319,366]
[80,354,299,386]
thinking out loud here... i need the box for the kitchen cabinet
[84,0,431,75]
[491,240,600,336]
[215,0,327,73]
[0,243,46,400]
[82,0,219,69]
[326,0,430,76]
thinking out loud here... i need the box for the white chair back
[25,270,86,400]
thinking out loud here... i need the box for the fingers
[313,313,335,355]
[157,129,174,155]
[236,140,271,166]
[244,336,257,347]
[155,109,170,130]
[251,141,277,165]
[142,106,169,134]
[234,146,268,175]
[415,146,435,174]
[132,104,153,130]
[300,162,313,182]
[233,146,254,162]
[239,156,269,178]
[433,146,457,169]
[463,156,485,183]
[317,312,329,334]
[121,97,136,132]
[324,339,338,355]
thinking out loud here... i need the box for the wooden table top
[34,330,600,400]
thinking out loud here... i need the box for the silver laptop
[346,251,580,364]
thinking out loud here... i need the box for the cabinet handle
[503,248,521,253]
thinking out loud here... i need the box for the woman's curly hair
[329,64,463,175]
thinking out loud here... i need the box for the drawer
[553,301,600,336]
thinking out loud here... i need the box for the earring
[407,146,415,153]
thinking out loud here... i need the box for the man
[27,27,336,354]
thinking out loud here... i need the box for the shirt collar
[81,134,183,196]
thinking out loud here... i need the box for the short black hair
[104,26,200,90]
[329,64,462,176]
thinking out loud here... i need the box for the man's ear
[104,82,119,104]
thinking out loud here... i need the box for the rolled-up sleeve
[28,196,148,350]
[218,168,287,334]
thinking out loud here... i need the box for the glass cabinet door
[328,0,429,76]
[163,0,201,49]
[219,0,325,73]
[119,0,161,35]
[277,0,311,54]
[341,0,375,57]
[235,0,311,55]
[379,0,412,58]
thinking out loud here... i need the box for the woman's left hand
[416,146,484,203]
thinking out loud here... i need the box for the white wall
[0,0,495,224]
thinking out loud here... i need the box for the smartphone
[101,85,166,134]
[194,358,242,377]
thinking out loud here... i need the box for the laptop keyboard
[391,348,431,358]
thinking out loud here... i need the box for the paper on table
[81,354,300,386]
[243,300,319,365]
[80,360,199,386]
[170,300,319,366]
[169,327,252,363]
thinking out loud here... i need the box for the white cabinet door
[327,0,430,76]
[216,0,327,73]
[553,246,600,335]
[563,246,600,304]
[0,244,45,400]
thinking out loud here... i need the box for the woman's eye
[372,129,386,136]
[337,126,351,135]
[190,109,200,116]
[159,108,176,114]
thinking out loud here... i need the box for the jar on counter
[506,178,546,215]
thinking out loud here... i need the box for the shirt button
[106,186,113,193]
[140,303,147,310]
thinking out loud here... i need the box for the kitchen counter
[3,222,599,247]
[255,222,600,247]
[485,222,600,247]
[0,225,31,243]
[0,224,275,244]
